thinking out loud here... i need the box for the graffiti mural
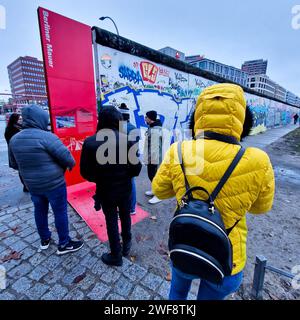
[96,46,299,136]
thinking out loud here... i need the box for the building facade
[286,91,300,107]
[190,58,248,87]
[242,59,268,75]
[7,56,47,104]
[158,47,185,61]
[247,74,276,98]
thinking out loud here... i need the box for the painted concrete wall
[96,45,299,136]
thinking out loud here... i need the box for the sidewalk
[242,124,297,149]
[0,203,178,300]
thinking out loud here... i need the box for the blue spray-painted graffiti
[119,65,144,85]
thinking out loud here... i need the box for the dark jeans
[101,194,132,256]
[30,183,70,246]
[169,266,243,300]
[147,164,158,182]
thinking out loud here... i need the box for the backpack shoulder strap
[210,147,246,202]
[177,142,190,191]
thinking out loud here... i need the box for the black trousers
[147,164,158,182]
[101,195,132,256]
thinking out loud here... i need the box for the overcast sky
[0,0,299,97]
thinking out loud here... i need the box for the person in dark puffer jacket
[9,105,83,255]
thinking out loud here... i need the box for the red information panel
[38,7,97,186]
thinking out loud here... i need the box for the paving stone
[75,273,96,291]
[15,209,30,219]
[2,258,22,272]
[73,222,87,230]
[92,244,108,258]
[112,258,133,274]
[140,273,164,292]
[87,282,110,300]
[43,268,65,285]
[113,276,133,297]
[20,247,36,260]
[92,260,111,276]
[24,232,40,244]
[18,227,35,238]
[41,284,68,300]
[81,254,98,268]
[100,269,121,284]
[2,235,19,247]
[0,292,16,300]
[9,240,28,252]
[31,239,42,249]
[29,253,47,267]
[44,255,62,271]
[62,255,80,270]
[8,219,23,228]
[40,245,56,257]
[12,277,33,294]
[0,245,6,255]
[6,207,19,214]
[0,215,15,224]
[123,264,147,282]
[75,245,92,259]
[29,265,50,281]
[130,285,151,300]
[62,265,86,286]
[18,203,33,211]
[85,238,101,249]
[8,262,32,278]
[26,283,50,300]
[107,293,126,300]
[64,288,85,300]
[0,224,9,233]
[158,281,170,299]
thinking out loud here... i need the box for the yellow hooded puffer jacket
[152,83,275,275]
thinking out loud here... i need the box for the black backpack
[168,132,246,284]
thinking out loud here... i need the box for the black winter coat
[80,129,142,201]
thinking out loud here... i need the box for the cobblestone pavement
[0,202,197,300]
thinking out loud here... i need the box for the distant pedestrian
[293,113,299,125]
[4,113,28,192]
[80,106,142,267]
[9,105,83,255]
[144,110,163,205]
[119,103,140,215]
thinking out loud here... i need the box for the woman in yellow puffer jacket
[152,83,275,300]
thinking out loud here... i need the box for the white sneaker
[148,196,162,205]
[145,190,154,197]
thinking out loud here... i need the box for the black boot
[101,252,123,267]
[122,241,132,257]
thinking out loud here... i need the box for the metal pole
[99,17,119,36]
[266,265,294,279]
[252,255,267,300]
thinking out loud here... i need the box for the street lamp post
[99,16,120,36]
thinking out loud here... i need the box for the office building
[242,59,268,76]
[190,58,248,87]
[7,56,47,104]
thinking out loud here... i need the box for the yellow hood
[194,83,247,141]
